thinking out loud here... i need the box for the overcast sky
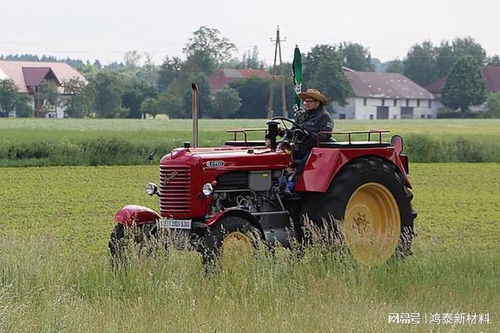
[1,0,499,65]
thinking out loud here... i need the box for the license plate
[157,218,192,229]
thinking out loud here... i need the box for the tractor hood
[160,146,291,171]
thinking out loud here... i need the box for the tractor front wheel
[108,223,157,266]
[200,216,261,272]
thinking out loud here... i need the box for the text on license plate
[157,218,192,229]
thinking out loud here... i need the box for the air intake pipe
[191,83,199,148]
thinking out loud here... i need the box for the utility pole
[267,26,287,119]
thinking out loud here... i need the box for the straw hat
[298,89,328,106]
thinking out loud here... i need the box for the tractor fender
[298,149,412,192]
[206,209,265,238]
[114,205,160,227]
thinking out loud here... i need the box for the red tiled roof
[209,68,271,91]
[0,60,86,93]
[482,67,500,92]
[238,69,271,79]
[425,66,500,94]
[424,76,447,94]
[22,67,60,86]
[345,71,435,99]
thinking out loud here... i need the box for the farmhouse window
[417,99,421,107]
[401,107,414,119]
[376,106,389,119]
[381,99,385,107]
[393,99,397,106]
[406,99,410,107]
[363,98,367,106]
[428,100,432,108]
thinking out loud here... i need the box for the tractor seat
[318,141,390,149]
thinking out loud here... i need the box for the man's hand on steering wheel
[272,116,309,144]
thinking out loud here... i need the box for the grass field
[0,163,498,331]
[0,118,499,165]
[1,118,499,144]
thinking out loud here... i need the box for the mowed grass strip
[0,163,499,331]
[1,118,499,146]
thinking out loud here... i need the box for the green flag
[292,45,303,119]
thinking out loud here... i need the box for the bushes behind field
[0,135,497,166]
[0,137,180,166]
[404,135,497,162]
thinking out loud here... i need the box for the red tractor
[109,113,416,268]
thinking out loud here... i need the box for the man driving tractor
[284,88,334,194]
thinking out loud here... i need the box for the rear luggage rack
[317,129,391,148]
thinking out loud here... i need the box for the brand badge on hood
[206,160,225,168]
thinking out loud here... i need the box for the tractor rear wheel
[301,156,416,266]
[200,216,261,272]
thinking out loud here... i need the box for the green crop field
[0,118,499,166]
[0,163,498,331]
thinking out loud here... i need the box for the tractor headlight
[202,183,214,196]
[145,182,158,196]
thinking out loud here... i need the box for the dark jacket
[295,107,333,156]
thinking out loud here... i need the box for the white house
[332,71,439,120]
[0,60,86,118]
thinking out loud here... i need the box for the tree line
[1,28,500,118]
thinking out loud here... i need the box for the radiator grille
[159,165,191,214]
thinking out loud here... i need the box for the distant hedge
[0,135,497,167]
[0,138,180,167]
[404,134,497,162]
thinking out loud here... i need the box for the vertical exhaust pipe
[191,83,199,148]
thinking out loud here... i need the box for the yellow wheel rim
[220,231,254,273]
[343,182,400,266]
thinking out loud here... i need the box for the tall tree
[451,37,486,65]
[442,56,487,112]
[436,37,486,76]
[77,62,100,81]
[0,79,20,115]
[229,77,270,118]
[435,41,456,76]
[310,55,352,108]
[486,92,500,118]
[211,86,241,118]
[122,79,156,119]
[303,44,337,82]
[183,26,236,67]
[62,78,93,118]
[14,94,32,117]
[385,59,404,73]
[157,56,182,91]
[337,42,374,71]
[140,96,168,119]
[123,50,141,69]
[403,41,437,86]
[36,80,60,113]
[486,55,500,66]
[92,71,129,118]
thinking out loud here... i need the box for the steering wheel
[272,116,309,145]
